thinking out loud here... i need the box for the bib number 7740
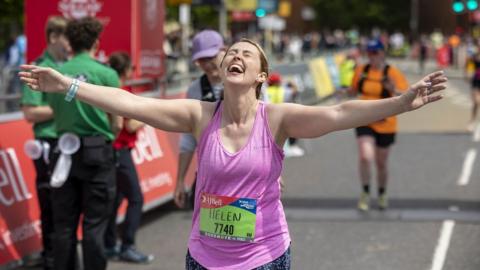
[199,193,257,242]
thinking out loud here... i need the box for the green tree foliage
[166,5,179,22]
[192,5,218,30]
[0,0,24,52]
[166,4,219,31]
[310,0,410,31]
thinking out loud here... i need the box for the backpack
[358,64,391,98]
[200,74,223,102]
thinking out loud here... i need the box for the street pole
[410,0,419,40]
[265,27,273,56]
[219,0,228,39]
[180,3,191,57]
[180,3,191,79]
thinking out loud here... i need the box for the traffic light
[466,0,479,10]
[255,8,266,17]
[452,0,465,13]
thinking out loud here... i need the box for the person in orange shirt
[350,39,409,211]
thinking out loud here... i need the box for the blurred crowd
[0,32,26,112]
[4,27,480,115]
[163,27,476,66]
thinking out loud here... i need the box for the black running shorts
[355,126,395,148]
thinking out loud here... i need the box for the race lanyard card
[199,193,257,242]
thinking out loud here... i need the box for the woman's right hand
[19,64,71,93]
[174,182,187,209]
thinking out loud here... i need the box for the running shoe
[357,192,370,211]
[378,194,388,210]
[289,145,305,157]
[119,246,154,264]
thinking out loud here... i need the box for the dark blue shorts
[185,246,291,270]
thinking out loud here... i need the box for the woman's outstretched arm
[279,71,447,138]
[19,65,201,133]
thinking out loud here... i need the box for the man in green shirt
[20,16,69,270]
[47,17,121,270]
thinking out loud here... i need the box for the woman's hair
[66,17,103,53]
[222,38,269,99]
[108,51,131,77]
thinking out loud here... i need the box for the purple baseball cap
[191,30,224,61]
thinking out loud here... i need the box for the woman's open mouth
[227,63,245,75]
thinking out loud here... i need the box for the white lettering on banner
[1,221,41,248]
[58,0,103,19]
[0,169,13,206]
[140,50,163,75]
[140,172,172,193]
[6,149,32,201]
[132,126,163,165]
[146,126,163,158]
[0,148,32,206]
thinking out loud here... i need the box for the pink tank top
[188,101,291,269]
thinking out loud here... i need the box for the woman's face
[220,42,265,88]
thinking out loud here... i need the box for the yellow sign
[309,57,334,98]
[225,0,257,11]
[334,54,345,67]
[167,0,192,5]
[278,1,291,17]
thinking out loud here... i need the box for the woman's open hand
[18,64,71,93]
[400,70,447,112]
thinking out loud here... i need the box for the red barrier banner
[0,117,195,266]
[0,121,41,266]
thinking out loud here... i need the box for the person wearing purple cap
[350,39,409,211]
[174,30,226,209]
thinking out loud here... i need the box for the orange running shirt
[351,64,409,133]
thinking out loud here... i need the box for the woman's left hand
[400,70,448,112]
[19,65,71,93]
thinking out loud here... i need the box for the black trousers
[51,142,115,270]
[34,138,57,270]
[105,147,144,250]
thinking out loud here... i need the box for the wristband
[64,79,80,102]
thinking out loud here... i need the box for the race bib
[199,193,257,242]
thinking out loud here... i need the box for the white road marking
[457,148,477,186]
[448,205,459,212]
[430,220,455,270]
[473,124,480,142]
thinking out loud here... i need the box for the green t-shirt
[20,51,59,138]
[48,52,120,141]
